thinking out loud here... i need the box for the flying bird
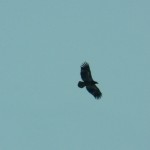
[78,62,102,99]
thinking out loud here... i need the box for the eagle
[78,62,102,99]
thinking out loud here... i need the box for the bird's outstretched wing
[80,62,93,81]
[86,85,102,99]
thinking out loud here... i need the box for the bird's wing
[86,85,102,99]
[80,62,93,81]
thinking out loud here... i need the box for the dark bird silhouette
[78,62,102,99]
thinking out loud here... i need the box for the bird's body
[78,80,97,87]
[78,62,102,99]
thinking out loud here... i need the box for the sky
[0,0,150,150]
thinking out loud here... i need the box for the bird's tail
[78,81,85,88]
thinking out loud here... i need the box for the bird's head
[94,81,98,84]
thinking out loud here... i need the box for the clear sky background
[0,0,150,150]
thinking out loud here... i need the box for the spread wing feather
[86,85,102,99]
[80,62,93,81]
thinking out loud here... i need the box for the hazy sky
[0,0,150,150]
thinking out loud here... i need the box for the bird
[78,62,102,99]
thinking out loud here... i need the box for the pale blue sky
[0,0,150,150]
